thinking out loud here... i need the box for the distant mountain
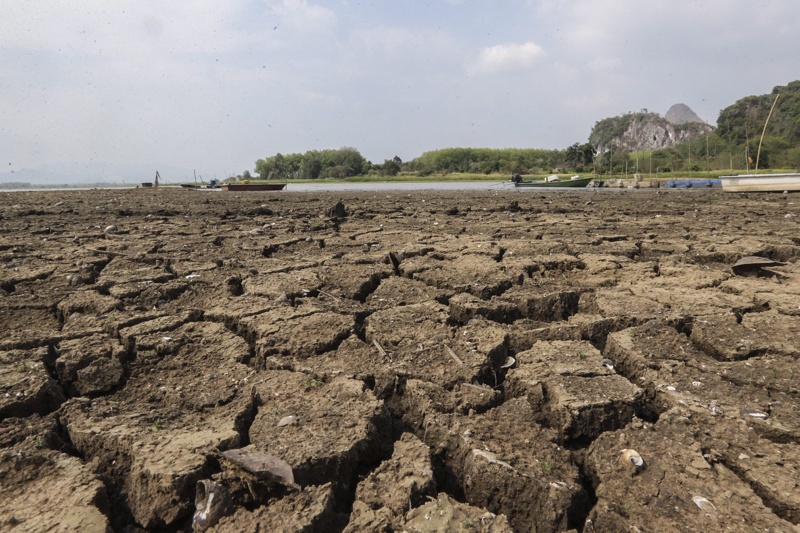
[0,162,195,185]
[665,104,706,125]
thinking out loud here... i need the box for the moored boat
[719,173,800,192]
[513,176,593,188]
[220,183,287,191]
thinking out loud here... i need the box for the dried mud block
[584,412,798,532]
[55,335,125,396]
[0,348,65,419]
[508,286,581,322]
[243,305,354,361]
[718,272,800,314]
[207,483,335,533]
[607,320,712,366]
[241,269,322,300]
[0,265,56,293]
[202,293,277,328]
[716,354,800,395]
[390,379,504,451]
[400,493,513,533]
[96,258,174,288]
[249,372,390,491]
[605,325,800,442]
[654,260,731,290]
[703,419,800,524]
[628,284,758,317]
[448,292,519,324]
[692,311,800,361]
[315,263,392,301]
[506,340,642,443]
[365,275,451,310]
[366,302,508,388]
[449,398,588,532]
[0,413,61,450]
[515,253,586,276]
[450,287,581,325]
[506,314,624,353]
[0,451,111,532]
[576,254,630,287]
[0,304,62,349]
[117,311,199,350]
[346,432,436,529]
[63,400,254,528]
[412,255,521,299]
[56,290,120,318]
[584,288,670,320]
[265,336,398,400]
[61,322,257,528]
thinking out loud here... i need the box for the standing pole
[755,93,780,173]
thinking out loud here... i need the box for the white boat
[719,173,800,192]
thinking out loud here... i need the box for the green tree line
[248,80,800,179]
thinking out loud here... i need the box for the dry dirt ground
[1,187,799,532]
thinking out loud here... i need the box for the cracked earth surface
[1,187,799,532]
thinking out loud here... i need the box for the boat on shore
[719,173,800,192]
[221,183,287,191]
[513,175,593,188]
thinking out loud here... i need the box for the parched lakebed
[1,187,799,532]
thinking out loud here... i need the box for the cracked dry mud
[1,187,799,532]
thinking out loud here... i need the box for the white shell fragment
[620,448,645,471]
[500,356,516,369]
[103,225,117,234]
[693,496,716,512]
[193,479,231,532]
[739,407,769,420]
[277,415,298,427]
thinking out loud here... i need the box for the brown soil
[1,187,799,532]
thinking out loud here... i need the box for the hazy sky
[2,0,798,178]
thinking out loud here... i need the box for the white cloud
[266,0,337,33]
[586,55,622,72]
[468,42,545,76]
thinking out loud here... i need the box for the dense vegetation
[247,80,800,180]
[408,148,570,175]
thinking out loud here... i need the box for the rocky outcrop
[590,109,714,155]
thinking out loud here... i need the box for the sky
[1,0,799,181]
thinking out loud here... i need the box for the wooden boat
[719,173,800,192]
[514,176,593,188]
[180,183,201,189]
[220,183,287,191]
